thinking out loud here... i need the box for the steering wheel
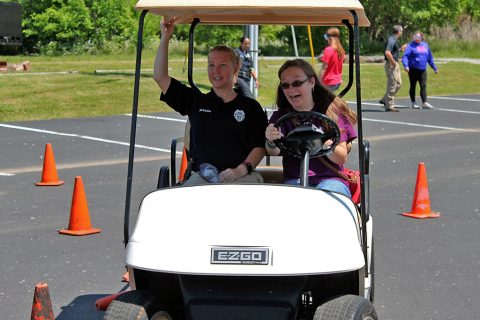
[274,111,340,158]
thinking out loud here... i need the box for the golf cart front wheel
[313,295,378,320]
[104,290,171,320]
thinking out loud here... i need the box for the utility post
[244,25,259,98]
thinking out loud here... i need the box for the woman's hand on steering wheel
[265,123,282,143]
[273,111,340,158]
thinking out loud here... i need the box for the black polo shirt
[161,78,267,172]
[385,35,402,62]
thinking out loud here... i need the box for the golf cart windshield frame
[124,6,369,267]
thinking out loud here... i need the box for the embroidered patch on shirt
[234,109,246,122]
[199,108,212,113]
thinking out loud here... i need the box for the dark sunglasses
[280,78,309,90]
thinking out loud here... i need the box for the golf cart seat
[159,129,370,206]
[157,120,191,188]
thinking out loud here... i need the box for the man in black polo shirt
[379,25,407,112]
[154,18,267,185]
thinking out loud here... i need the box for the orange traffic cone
[35,143,64,186]
[401,162,440,219]
[30,283,54,320]
[58,176,101,235]
[178,146,188,182]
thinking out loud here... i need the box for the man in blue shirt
[379,25,406,112]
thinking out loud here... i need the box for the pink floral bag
[320,158,361,203]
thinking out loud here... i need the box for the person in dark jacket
[234,37,259,98]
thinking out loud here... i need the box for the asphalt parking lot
[1,94,479,319]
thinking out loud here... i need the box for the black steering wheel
[274,111,340,159]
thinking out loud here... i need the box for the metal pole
[251,25,259,98]
[291,26,299,58]
[338,20,354,98]
[350,10,368,272]
[124,10,148,246]
[188,19,201,93]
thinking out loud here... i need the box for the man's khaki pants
[382,62,402,107]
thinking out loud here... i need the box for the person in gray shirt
[379,25,407,112]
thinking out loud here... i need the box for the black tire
[103,290,170,320]
[313,295,378,320]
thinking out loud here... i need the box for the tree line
[1,0,478,55]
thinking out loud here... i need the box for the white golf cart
[105,1,374,319]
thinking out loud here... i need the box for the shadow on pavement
[56,294,105,319]
[361,108,387,113]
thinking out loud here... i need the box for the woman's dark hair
[275,59,357,124]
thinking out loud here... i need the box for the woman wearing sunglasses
[265,59,357,196]
[318,27,345,91]
[401,31,438,110]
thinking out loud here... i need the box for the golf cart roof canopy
[135,0,370,26]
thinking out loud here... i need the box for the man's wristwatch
[242,161,253,174]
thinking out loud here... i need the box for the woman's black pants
[408,68,428,103]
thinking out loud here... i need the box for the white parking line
[363,118,478,132]
[0,123,179,153]
[3,108,476,177]
[355,101,480,114]
[435,108,480,115]
[1,155,171,175]
[430,96,480,102]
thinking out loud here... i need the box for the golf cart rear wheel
[104,290,171,320]
[313,295,378,320]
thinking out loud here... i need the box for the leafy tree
[363,0,479,41]
[89,0,136,45]
[23,0,93,53]
[19,0,55,52]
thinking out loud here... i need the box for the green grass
[1,50,480,122]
